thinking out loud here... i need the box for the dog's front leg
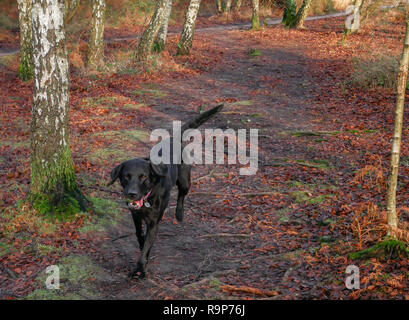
[129,219,158,279]
[131,211,145,250]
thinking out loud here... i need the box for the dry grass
[350,54,401,89]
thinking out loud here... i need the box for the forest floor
[1,13,409,299]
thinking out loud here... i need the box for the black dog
[108,104,223,278]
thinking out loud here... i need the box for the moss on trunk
[30,0,87,217]
[17,0,33,81]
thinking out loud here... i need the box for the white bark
[87,0,106,68]
[178,0,201,55]
[156,0,173,51]
[386,9,409,236]
[17,0,33,80]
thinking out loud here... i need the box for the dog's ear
[107,163,123,186]
[149,162,168,177]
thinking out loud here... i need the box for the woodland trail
[64,24,334,300]
[0,11,349,57]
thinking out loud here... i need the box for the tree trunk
[154,0,173,52]
[292,0,313,29]
[386,9,409,237]
[225,0,232,13]
[282,0,297,25]
[31,0,85,215]
[87,0,106,68]
[64,0,81,24]
[136,0,169,62]
[177,0,201,55]
[17,0,33,81]
[251,0,260,30]
[344,0,363,35]
[233,0,242,12]
[216,0,223,14]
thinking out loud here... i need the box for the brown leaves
[220,285,279,297]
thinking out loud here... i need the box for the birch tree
[136,0,169,62]
[87,0,106,68]
[344,0,363,36]
[177,0,201,55]
[251,0,260,30]
[225,0,232,13]
[386,7,409,237]
[64,0,81,24]
[154,0,173,52]
[233,0,242,12]
[17,0,33,81]
[216,0,223,14]
[291,0,313,29]
[30,0,85,214]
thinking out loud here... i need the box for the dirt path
[0,12,349,57]
[59,26,332,300]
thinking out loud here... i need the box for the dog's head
[107,158,167,209]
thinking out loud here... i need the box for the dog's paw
[128,263,146,279]
[128,268,146,279]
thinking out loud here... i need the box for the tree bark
[344,0,363,35]
[87,0,106,68]
[31,0,85,214]
[17,0,33,81]
[251,0,260,30]
[292,0,313,29]
[136,0,169,62]
[225,0,232,13]
[233,0,242,12]
[177,0,201,55]
[216,0,223,14]
[386,9,409,237]
[154,0,173,52]
[64,0,81,24]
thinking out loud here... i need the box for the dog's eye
[139,174,147,180]
[125,174,131,181]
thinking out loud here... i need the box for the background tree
[283,0,313,29]
[386,6,409,238]
[292,0,313,29]
[31,0,86,214]
[177,0,201,55]
[154,0,173,53]
[136,0,169,61]
[64,0,81,24]
[233,0,243,12]
[87,0,106,68]
[251,0,260,30]
[17,0,33,81]
[216,0,223,13]
[225,0,232,13]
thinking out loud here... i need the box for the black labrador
[107,104,223,278]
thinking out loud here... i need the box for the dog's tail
[181,104,224,132]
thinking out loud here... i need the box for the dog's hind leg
[176,164,191,222]
[131,212,145,250]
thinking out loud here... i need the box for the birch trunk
[87,0,106,68]
[292,0,313,29]
[64,0,80,24]
[344,0,363,35]
[233,0,242,12]
[17,0,33,81]
[251,0,260,30]
[177,0,201,55]
[386,9,409,237]
[136,0,169,62]
[31,0,85,214]
[154,0,173,52]
[216,0,223,14]
[225,0,232,13]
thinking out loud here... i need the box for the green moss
[79,197,122,233]
[349,239,409,260]
[18,57,33,81]
[27,254,109,300]
[248,48,261,57]
[36,244,62,256]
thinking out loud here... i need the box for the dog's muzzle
[128,190,152,210]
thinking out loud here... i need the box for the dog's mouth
[127,190,152,210]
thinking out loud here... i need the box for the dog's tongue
[132,199,143,209]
